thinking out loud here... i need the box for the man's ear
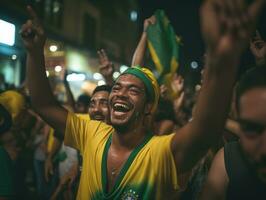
[144,103,153,115]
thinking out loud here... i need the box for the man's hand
[44,157,54,182]
[171,0,266,177]
[250,30,266,66]
[131,15,156,66]
[144,15,156,32]
[201,0,265,62]
[59,163,78,188]
[171,74,184,95]
[160,74,184,100]
[97,49,114,79]
[159,84,168,99]
[20,6,46,53]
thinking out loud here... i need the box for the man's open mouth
[93,115,105,121]
[112,102,131,113]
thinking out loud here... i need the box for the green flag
[147,9,181,97]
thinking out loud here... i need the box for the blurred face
[109,74,149,131]
[76,102,89,114]
[0,129,21,160]
[238,87,266,182]
[88,91,110,123]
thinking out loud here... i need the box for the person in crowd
[0,74,9,93]
[74,94,91,114]
[46,85,111,199]
[250,30,266,66]
[63,70,91,114]
[200,66,266,200]
[0,90,26,199]
[88,85,112,124]
[31,113,56,200]
[20,0,265,199]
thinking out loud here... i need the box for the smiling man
[21,0,265,199]
[88,85,111,124]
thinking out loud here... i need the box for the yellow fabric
[76,113,90,120]
[47,113,90,152]
[0,90,25,120]
[147,41,163,75]
[64,112,179,199]
[47,128,55,153]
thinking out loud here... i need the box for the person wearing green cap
[21,0,265,199]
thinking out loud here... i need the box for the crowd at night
[0,0,266,199]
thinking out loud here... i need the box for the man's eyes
[100,100,109,106]
[240,123,265,135]
[112,86,120,91]
[111,86,142,94]
[128,88,142,94]
[89,103,95,108]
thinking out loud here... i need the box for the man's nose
[116,87,128,98]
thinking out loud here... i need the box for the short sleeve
[64,112,112,154]
[151,134,179,192]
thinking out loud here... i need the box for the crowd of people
[1,0,266,199]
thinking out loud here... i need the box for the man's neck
[112,125,148,151]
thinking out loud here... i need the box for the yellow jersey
[64,112,179,199]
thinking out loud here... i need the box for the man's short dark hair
[92,85,112,96]
[235,66,266,113]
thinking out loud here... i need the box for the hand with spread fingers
[250,30,266,66]
[97,49,114,85]
[201,0,266,62]
[20,6,46,52]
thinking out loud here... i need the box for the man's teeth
[114,103,129,110]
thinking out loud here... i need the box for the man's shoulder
[147,133,175,152]
[69,112,112,130]
[149,133,175,143]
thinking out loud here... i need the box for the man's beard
[244,151,266,183]
[111,111,142,134]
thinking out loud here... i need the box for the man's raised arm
[171,0,266,174]
[21,6,68,135]
[131,16,156,66]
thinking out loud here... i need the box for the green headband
[120,66,155,101]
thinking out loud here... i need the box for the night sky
[138,0,266,85]
[138,0,204,86]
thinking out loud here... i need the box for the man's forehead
[239,88,266,123]
[91,90,109,100]
[240,88,266,107]
[115,74,145,87]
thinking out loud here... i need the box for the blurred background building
[0,0,138,99]
[0,0,265,98]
